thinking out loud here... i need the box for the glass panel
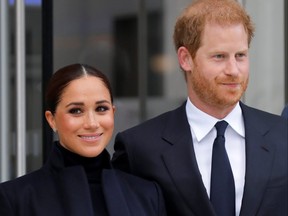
[146,0,190,119]
[25,2,43,174]
[2,1,43,180]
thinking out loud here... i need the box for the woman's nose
[84,112,99,128]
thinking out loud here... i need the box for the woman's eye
[96,106,109,112]
[69,108,82,114]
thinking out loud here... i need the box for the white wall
[243,0,285,115]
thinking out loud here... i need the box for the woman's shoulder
[0,168,47,193]
[107,168,157,183]
[102,169,166,215]
[103,169,162,196]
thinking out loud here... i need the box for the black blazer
[112,101,287,216]
[0,146,166,216]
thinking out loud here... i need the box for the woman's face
[45,75,115,157]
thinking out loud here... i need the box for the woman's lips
[78,133,103,141]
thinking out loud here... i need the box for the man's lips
[223,82,240,86]
[220,80,241,88]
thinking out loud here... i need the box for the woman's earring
[53,128,57,133]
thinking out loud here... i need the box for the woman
[0,64,166,216]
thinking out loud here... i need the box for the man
[112,0,287,215]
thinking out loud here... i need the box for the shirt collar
[186,98,245,142]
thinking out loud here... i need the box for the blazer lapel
[102,170,132,216]
[46,145,94,216]
[57,167,95,216]
[161,103,215,216]
[239,104,275,216]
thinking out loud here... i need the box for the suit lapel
[239,104,275,216]
[161,103,215,216]
[160,102,277,215]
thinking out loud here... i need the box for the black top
[56,142,110,216]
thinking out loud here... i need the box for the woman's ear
[177,46,194,72]
[112,105,116,115]
[45,111,57,132]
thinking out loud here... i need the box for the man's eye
[236,53,246,58]
[69,108,82,114]
[214,54,224,59]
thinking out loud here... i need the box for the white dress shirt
[186,98,246,216]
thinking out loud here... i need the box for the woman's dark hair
[45,63,113,114]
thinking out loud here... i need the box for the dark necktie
[210,120,235,216]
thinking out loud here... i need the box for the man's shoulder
[106,169,154,184]
[241,102,285,121]
[122,103,186,133]
[281,105,288,118]
[240,103,287,135]
[103,169,160,195]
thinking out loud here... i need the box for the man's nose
[225,57,240,76]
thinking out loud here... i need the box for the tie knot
[215,120,228,137]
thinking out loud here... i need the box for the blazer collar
[239,103,275,216]
[102,170,132,216]
[42,144,95,215]
[45,143,132,216]
[161,102,216,215]
[102,170,152,216]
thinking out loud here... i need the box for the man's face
[187,23,249,114]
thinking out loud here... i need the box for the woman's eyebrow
[65,100,111,108]
[96,100,111,105]
[65,102,84,108]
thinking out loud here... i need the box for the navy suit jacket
[112,101,287,216]
[281,104,288,119]
[0,146,166,216]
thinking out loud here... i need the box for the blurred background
[0,0,287,181]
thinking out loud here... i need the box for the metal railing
[15,0,27,177]
[0,0,10,182]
